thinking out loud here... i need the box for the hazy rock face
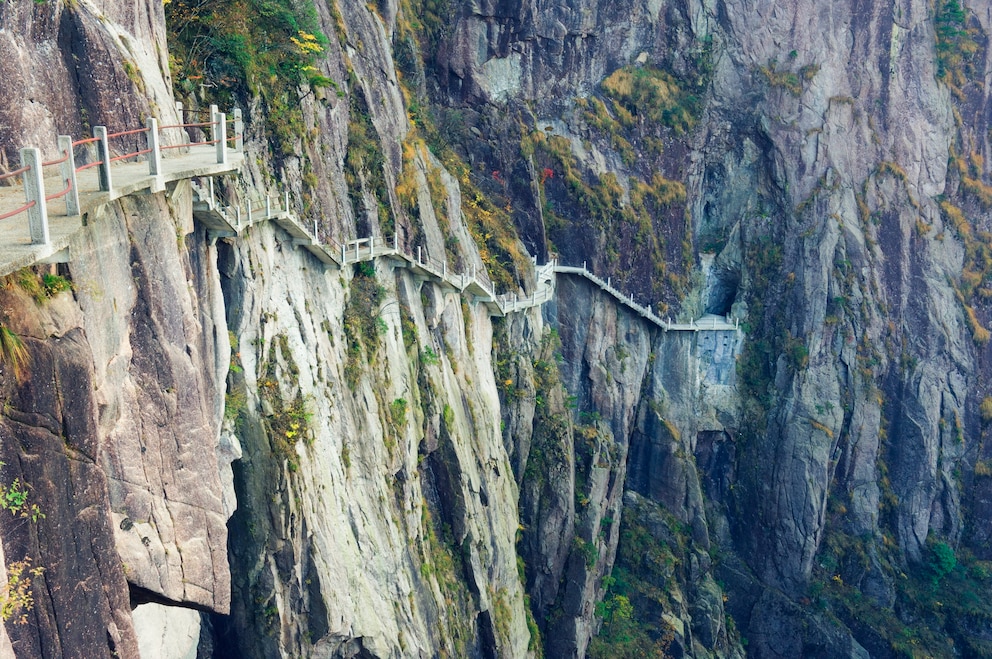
[437,0,992,654]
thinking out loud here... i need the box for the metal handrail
[41,151,70,167]
[109,147,153,163]
[45,179,73,202]
[0,200,35,221]
[0,165,30,182]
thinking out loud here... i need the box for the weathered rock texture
[3,0,992,656]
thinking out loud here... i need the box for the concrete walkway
[0,146,239,277]
[553,264,739,332]
[0,109,739,335]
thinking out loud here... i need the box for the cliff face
[2,0,992,656]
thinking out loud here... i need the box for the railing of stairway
[0,103,242,246]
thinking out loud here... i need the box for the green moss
[587,502,683,658]
[343,263,386,389]
[344,79,393,235]
[814,527,992,658]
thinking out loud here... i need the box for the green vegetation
[388,397,408,444]
[980,396,992,423]
[225,331,247,422]
[934,0,980,94]
[165,0,331,155]
[587,502,680,658]
[257,336,312,470]
[420,346,439,366]
[392,2,532,290]
[525,129,688,306]
[10,269,72,304]
[417,505,472,656]
[0,467,43,523]
[1,557,44,625]
[524,49,711,312]
[601,65,702,134]
[814,529,992,657]
[344,79,393,235]
[0,465,45,625]
[0,326,29,381]
[343,263,386,388]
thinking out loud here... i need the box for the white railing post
[266,195,271,217]
[233,108,244,151]
[394,232,398,249]
[215,111,227,164]
[341,243,345,262]
[370,235,374,254]
[246,199,252,223]
[355,241,359,261]
[236,206,242,227]
[57,135,80,216]
[209,104,218,153]
[208,177,215,208]
[20,148,49,245]
[147,117,162,176]
[94,126,112,193]
[284,190,289,213]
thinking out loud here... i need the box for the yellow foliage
[963,176,992,208]
[290,30,324,54]
[980,397,992,423]
[810,419,834,439]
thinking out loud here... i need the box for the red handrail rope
[45,179,72,201]
[76,160,105,172]
[158,121,214,130]
[109,148,153,163]
[172,120,216,129]
[0,165,30,182]
[0,200,36,221]
[72,136,101,147]
[41,151,70,167]
[159,139,217,150]
[106,126,148,139]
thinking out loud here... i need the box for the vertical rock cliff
[2,0,992,656]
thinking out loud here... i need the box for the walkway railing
[190,177,737,331]
[0,104,741,333]
[0,103,242,249]
[553,262,739,332]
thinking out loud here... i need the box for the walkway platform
[0,107,742,336]
[0,146,241,277]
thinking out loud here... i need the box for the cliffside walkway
[553,264,739,332]
[0,105,242,277]
[0,105,737,333]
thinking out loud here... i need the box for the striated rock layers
[1,0,992,656]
